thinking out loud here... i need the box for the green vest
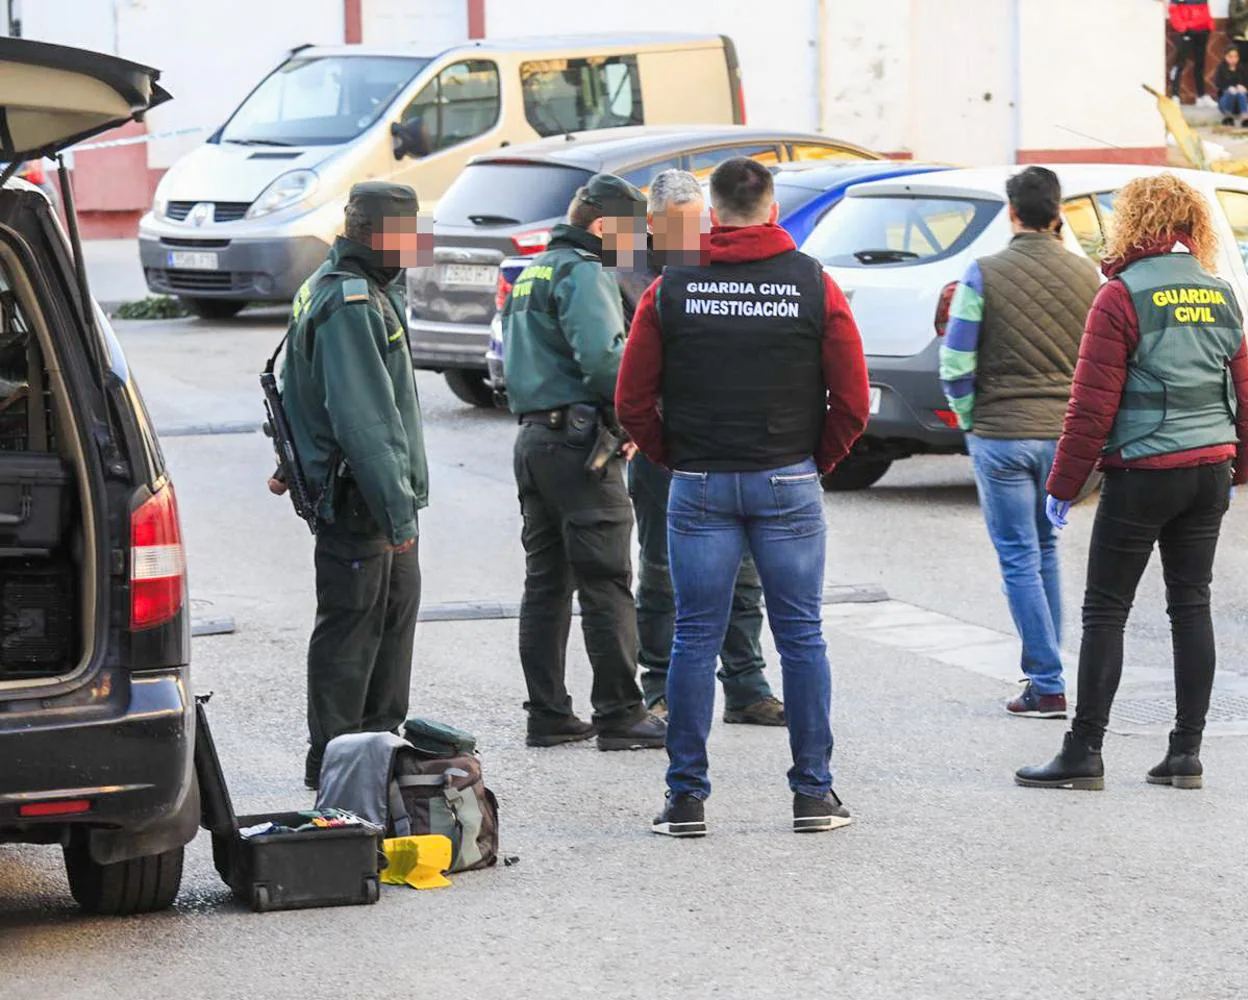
[1106,253,1241,461]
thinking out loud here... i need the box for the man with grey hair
[619,168,784,728]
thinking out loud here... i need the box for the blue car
[484,160,948,399]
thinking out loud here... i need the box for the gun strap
[265,269,362,375]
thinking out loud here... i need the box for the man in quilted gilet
[939,166,1099,720]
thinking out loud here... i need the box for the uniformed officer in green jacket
[502,172,666,752]
[276,182,429,789]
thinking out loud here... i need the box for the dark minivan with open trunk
[0,40,195,915]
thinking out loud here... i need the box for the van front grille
[160,237,231,249]
[165,201,251,223]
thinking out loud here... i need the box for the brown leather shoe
[723,696,786,726]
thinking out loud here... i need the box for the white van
[137,33,744,318]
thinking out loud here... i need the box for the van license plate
[443,264,497,287]
[869,387,882,414]
[168,251,219,270]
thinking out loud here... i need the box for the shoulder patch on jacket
[572,248,599,262]
[341,278,370,303]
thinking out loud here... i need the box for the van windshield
[805,194,1001,267]
[220,55,428,147]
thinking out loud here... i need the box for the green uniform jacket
[501,223,626,414]
[281,237,428,545]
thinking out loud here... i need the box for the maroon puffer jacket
[1046,240,1248,501]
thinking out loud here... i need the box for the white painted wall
[1018,0,1166,155]
[20,0,344,168]
[819,0,911,153]
[362,0,467,53]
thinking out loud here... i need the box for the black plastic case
[194,700,382,913]
[0,453,69,553]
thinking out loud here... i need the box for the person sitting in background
[1216,46,1248,126]
[1016,173,1248,792]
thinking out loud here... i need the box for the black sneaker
[793,790,852,833]
[526,714,596,748]
[597,712,666,751]
[652,792,707,838]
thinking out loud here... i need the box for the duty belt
[519,408,567,429]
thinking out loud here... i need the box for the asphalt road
[3,311,1248,999]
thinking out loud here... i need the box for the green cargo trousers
[513,422,646,727]
[305,507,421,782]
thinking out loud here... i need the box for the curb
[417,583,888,623]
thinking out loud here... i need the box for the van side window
[400,60,500,153]
[521,56,644,137]
[1216,189,1248,270]
[1062,195,1104,261]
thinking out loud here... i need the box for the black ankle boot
[1015,732,1105,790]
[1147,731,1203,789]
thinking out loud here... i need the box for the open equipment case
[194,698,384,913]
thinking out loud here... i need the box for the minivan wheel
[63,842,184,915]
[821,457,894,492]
[444,369,495,408]
[182,297,245,320]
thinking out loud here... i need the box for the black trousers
[1071,463,1232,749]
[513,422,645,726]
[306,507,421,773]
[1171,30,1210,97]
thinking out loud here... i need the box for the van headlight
[245,170,318,220]
[151,174,172,220]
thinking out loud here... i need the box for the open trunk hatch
[0,37,169,163]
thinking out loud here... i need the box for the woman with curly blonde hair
[1017,172,1248,791]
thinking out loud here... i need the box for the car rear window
[773,179,823,219]
[805,194,1001,267]
[435,162,592,226]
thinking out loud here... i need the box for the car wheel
[1074,469,1104,506]
[182,297,246,320]
[444,369,495,408]
[63,842,184,915]
[821,457,894,492]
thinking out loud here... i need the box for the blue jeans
[966,436,1064,695]
[665,458,832,799]
[1220,91,1248,117]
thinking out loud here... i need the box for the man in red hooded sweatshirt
[616,157,870,838]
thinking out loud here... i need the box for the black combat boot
[1015,732,1105,790]
[526,714,596,748]
[1147,731,1203,789]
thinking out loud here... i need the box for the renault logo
[189,202,212,227]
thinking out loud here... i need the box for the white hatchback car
[803,164,1248,490]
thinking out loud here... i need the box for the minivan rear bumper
[865,340,965,454]
[409,318,491,371]
[0,668,197,862]
[139,234,327,302]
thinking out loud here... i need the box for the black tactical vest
[658,250,826,471]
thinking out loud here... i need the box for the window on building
[400,59,500,153]
[687,144,782,180]
[521,56,644,137]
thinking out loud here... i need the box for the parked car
[137,33,746,319]
[413,125,881,406]
[0,38,195,915]
[805,163,1248,490]
[483,159,946,404]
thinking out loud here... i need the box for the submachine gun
[260,335,317,533]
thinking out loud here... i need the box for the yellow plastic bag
[381,834,454,890]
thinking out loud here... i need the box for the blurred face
[650,198,709,264]
[372,213,433,268]
[600,209,647,269]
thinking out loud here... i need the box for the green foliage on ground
[112,296,190,320]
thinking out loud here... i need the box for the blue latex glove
[1045,494,1071,529]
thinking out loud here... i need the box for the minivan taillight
[131,484,186,631]
[511,229,550,255]
[495,271,514,310]
[20,161,46,186]
[934,281,959,337]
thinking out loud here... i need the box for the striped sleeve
[939,260,984,432]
